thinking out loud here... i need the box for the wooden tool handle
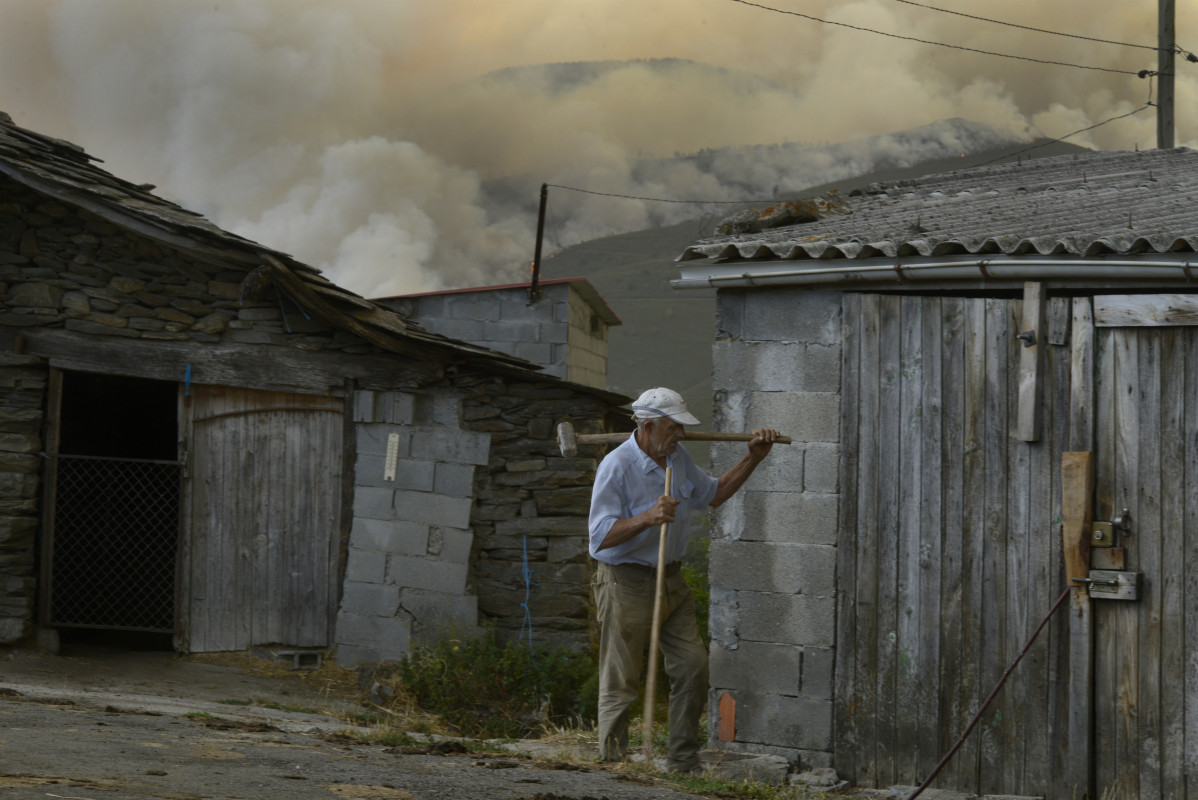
[642,466,672,759]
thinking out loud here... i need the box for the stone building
[674,147,1198,800]
[0,111,627,664]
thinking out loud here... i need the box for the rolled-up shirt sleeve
[588,456,627,558]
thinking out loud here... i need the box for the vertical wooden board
[856,294,883,786]
[835,293,862,783]
[916,297,943,781]
[1136,330,1164,800]
[937,297,968,790]
[1003,299,1033,793]
[1069,299,1096,452]
[956,297,988,792]
[978,298,1010,794]
[1184,331,1198,793]
[1016,282,1044,442]
[875,294,903,786]
[1092,328,1118,796]
[895,295,923,784]
[1102,329,1140,800]
[1158,328,1186,800]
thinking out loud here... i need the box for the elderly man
[588,387,779,774]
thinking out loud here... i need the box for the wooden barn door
[179,385,344,652]
[837,293,1074,798]
[1087,294,1198,800]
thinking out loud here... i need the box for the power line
[975,104,1155,167]
[726,0,1149,76]
[889,0,1157,51]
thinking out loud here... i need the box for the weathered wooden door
[1087,294,1198,800]
[836,293,1071,797]
[179,385,344,652]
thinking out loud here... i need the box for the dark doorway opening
[45,372,180,634]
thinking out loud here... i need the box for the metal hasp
[1073,570,1141,601]
[1090,507,1131,548]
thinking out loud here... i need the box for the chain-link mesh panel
[49,455,180,631]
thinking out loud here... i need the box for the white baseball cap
[630,387,701,426]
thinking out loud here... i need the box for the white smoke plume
[0,0,1191,296]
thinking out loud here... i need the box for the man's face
[641,417,686,458]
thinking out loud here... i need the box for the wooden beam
[1094,293,1198,327]
[1015,282,1044,441]
[1061,451,1094,597]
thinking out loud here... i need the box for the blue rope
[184,363,191,397]
[518,534,538,661]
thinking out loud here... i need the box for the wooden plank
[1184,331,1198,795]
[1016,282,1044,442]
[37,368,63,628]
[1136,330,1163,800]
[834,293,862,783]
[937,297,968,791]
[1092,327,1118,798]
[895,296,923,785]
[956,298,988,792]
[915,297,943,782]
[855,294,883,786]
[1158,328,1186,800]
[1060,453,1093,592]
[875,294,903,787]
[1094,293,1198,327]
[1047,296,1072,346]
[978,299,1010,794]
[1068,299,1095,452]
[175,384,193,652]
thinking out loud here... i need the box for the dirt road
[0,643,713,800]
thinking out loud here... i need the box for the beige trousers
[593,561,708,771]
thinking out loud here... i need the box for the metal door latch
[1091,507,1132,548]
[1072,570,1140,600]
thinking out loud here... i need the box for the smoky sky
[0,0,1190,296]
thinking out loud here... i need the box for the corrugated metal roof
[677,148,1198,265]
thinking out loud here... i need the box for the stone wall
[707,288,842,768]
[464,384,616,653]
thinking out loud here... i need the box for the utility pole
[1158,0,1175,148]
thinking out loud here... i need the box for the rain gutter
[670,254,1198,290]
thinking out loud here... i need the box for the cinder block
[353,487,396,521]
[719,690,832,751]
[804,344,841,392]
[424,317,485,342]
[334,611,411,659]
[387,555,469,593]
[515,341,553,364]
[739,490,838,545]
[483,319,541,342]
[709,541,835,596]
[350,517,428,555]
[801,647,835,699]
[745,445,803,493]
[340,581,401,617]
[400,588,479,639]
[708,585,740,649]
[710,641,801,696]
[391,490,473,529]
[407,428,490,466]
[499,296,538,321]
[539,320,569,345]
[345,547,386,583]
[446,294,502,321]
[357,423,407,458]
[714,341,810,393]
[335,644,381,668]
[429,527,473,563]
[735,591,835,646]
[356,453,435,491]
[741,391,839,445]
[429,393,461,427]
[377,392,416,425]
[716,292,746,340]
[741,290,842,345]
[434,462,476,497]
[353,391,376,422]
[804,444,840,493]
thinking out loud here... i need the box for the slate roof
[678,148,1198,265]
[0,111,538,372]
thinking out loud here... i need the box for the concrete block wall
[707,288,842,768]
[564,288,607,389]
[335,388,489,667]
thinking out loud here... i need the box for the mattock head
[556,421,578,457]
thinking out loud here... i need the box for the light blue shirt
[588,432,719,566]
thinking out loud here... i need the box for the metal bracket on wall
[1090,507,1131,548]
